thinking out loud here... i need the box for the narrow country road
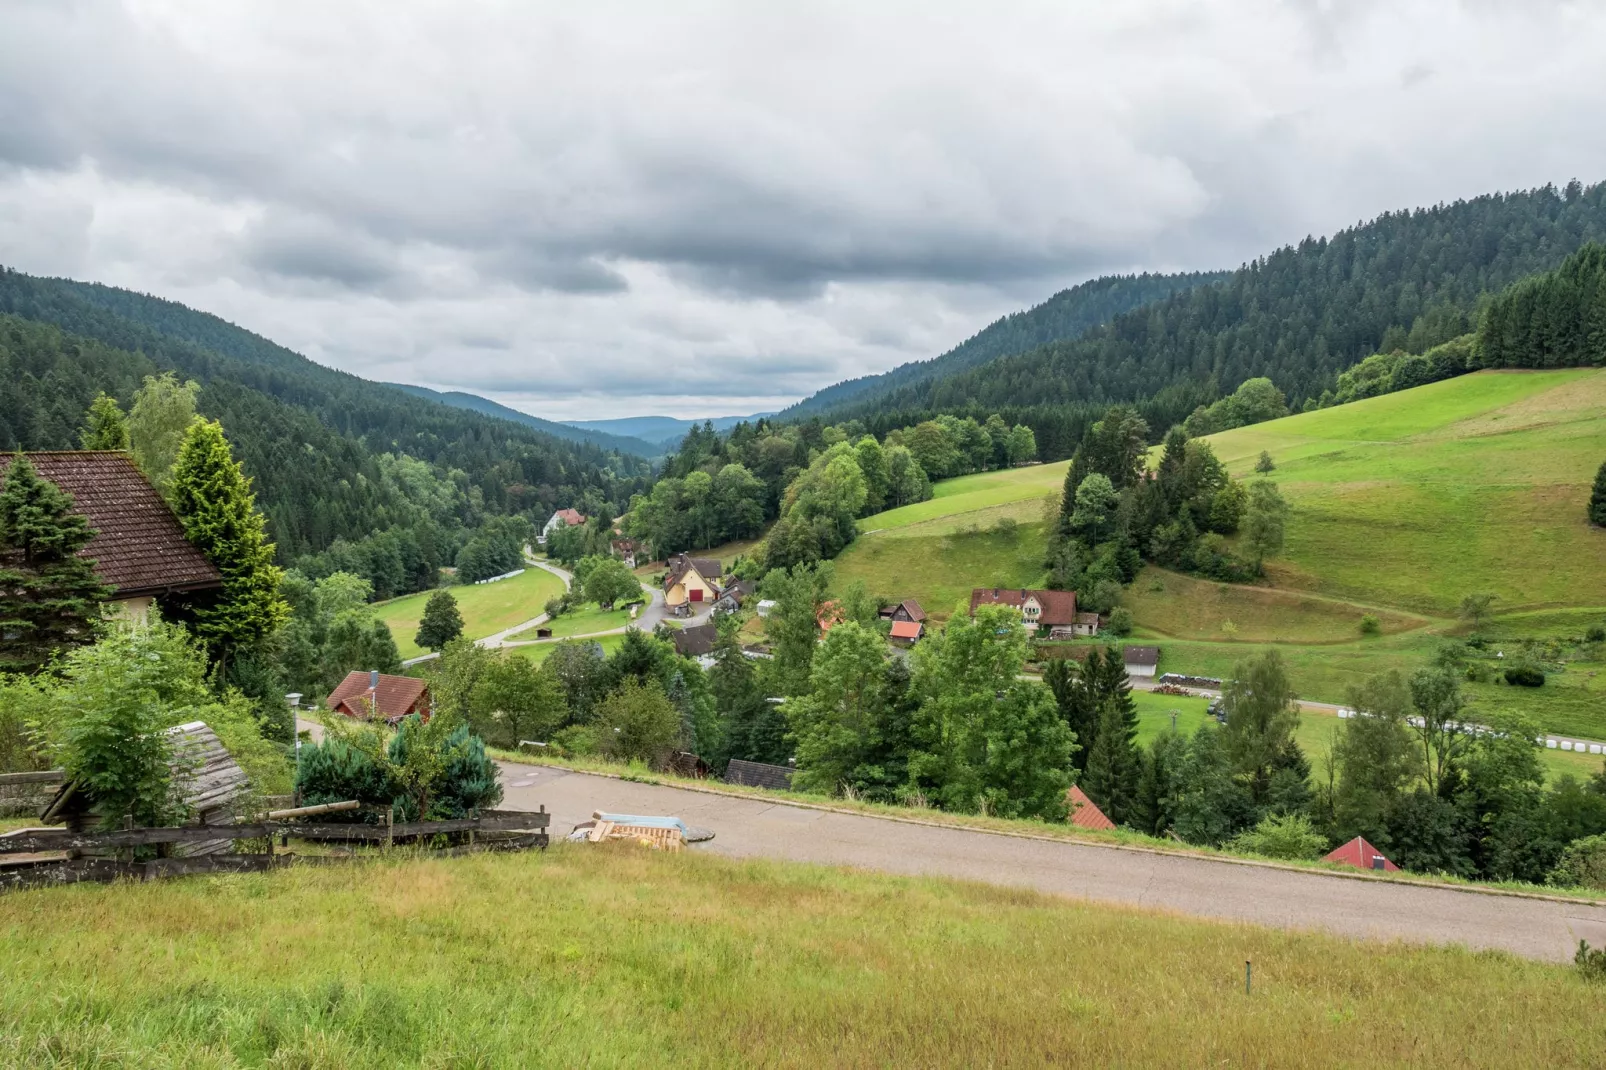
[496,762,1606,964]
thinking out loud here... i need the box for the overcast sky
[2,2,1604,421]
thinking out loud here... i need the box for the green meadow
[373,567,566,660]
[2,846,1601,1067]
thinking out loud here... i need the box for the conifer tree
[415,589,464,651]
[1590,457,1606,527]
[0,454,112,672]
[79,393,130,451]
[167,420,288,670]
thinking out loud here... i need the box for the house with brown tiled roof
[878,599,926,625]
[968,587,1077,634]
[540,507,587,544]
[0,452,222,622]
[325,669,431,725]
[663,553,721,617]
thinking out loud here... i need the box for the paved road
[498,763,1606,963]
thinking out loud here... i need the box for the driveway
[498,763,1606,963]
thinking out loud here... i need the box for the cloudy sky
[2,2,1604,420]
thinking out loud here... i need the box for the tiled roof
[670,622,718,657]
[1067,785,1116,831]
[723,759,794,791]
[968,587,1078,626]
[552,508,586,526]
[0,452,221,598]
[898,599,926,622]
[1323,836,1399,872]
[889,619,923,640]
[1123,645,1160,667]
[325,670,430,725]
[664,553,722,591]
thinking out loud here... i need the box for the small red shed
[1324,835,1399,872]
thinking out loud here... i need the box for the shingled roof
[968,587,1078,626]
[326,670,431,725]
[0,452,221,599]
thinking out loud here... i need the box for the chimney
[369,669,380,690]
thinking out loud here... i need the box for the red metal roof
[1323,835,1399,872]
[325,671,430,725]
[1066,785,1116,831]
[0,452,221,598]
[889,619,922,639]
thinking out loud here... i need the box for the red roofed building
[1324,836,1398,872]
[1066,785,1115,831]
[0,451,222,622]
[325,670,431,725]
[969,587,1077,635]
[889,619,923,642]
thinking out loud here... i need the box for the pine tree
[167,420,288,670]
[0,454,112,672]
[79,393,130,451]
[415,589,464,651]
[1590,457,1606,527]
[1081,699,1139,826]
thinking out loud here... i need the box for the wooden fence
[0,806,550,892]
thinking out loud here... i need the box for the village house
[663,553,721,617]
[878,599,926,625]
[1123,645,1160,678]
[968,587,1077,635]
[610,537,641,568]
[538,507,586,545]
[1072,612,1102,638]
[668,621,719,661]
[325,669,432,725]
[711,577,757,615]
[0,451,222,622]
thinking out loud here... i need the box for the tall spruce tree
[0,454,112,672]
[79,393,130,451]
[415,589,464,651]
[167,419,288,671]
[1591,457,1606,527]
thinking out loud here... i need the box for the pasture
[373,567,566,660]
[1,845,1600,1066]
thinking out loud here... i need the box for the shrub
[544,596,566,618]
[1579,941,1606,983]
[430,724,502,818]
[1503,664,1545,687]
[1106,607,1133,637]
[294,737,391,822]
[1586,624,1606,643]
[552,724,600,758]
[1359,614,1381,636]
[1548,834,1606,891]
[595,678,682,767]
[1225,813,1326,860]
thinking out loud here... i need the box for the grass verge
[374,567,566,660]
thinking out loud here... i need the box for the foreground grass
[1,847,1600,1067]
[374,567,566,659]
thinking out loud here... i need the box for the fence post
[385,804,394,850]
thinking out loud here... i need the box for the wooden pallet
[586,821,684,852]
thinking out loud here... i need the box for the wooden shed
[40,721,254,857]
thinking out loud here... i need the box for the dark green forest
[1477,242,1606,368]
[807,182,1606,459]
[783,270,1230,417]
[0,270,649,581]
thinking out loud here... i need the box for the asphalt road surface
[500,763,1606,964]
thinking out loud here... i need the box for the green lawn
[833,522,1049,620]
[506,634,626,665]
[508,599,642,641]
[856,460,1069,532]
[374,567,566,659]
[1,846,1600,1066]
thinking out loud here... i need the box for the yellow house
[664,554,722,617]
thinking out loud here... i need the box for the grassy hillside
[1,847,1600,1066]
[375,567,565,659]
[836,370,1606,738]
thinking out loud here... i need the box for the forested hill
[386,383,662,458]
[783,270,1230,418]
[820,181,1606,449]
[0,268,651,564]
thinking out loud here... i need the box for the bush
[1548,834,1606,891]
[1106,607,1133,637]
[1579,941,1606,983]
[551,724,601,758]
[1586,625,1606,643]
[595,678,683,767]
[1359,614,1381,636]
[294,737,391,822]
[544,597,566,618]
[1503,664,1545,687]
[1225,813,1326,860]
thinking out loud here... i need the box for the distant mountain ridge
[386,384,662,457]
[782,270,1232,418]
[564,413,776,448]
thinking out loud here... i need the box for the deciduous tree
[126,373,199,498]
[415,589,464,651]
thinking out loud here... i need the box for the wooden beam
[0,769,66,786]
[0,810,551,853]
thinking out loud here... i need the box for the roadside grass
[508,600,639,641]
[832,522,1048,620]
[3,848,1603,1067]
[373,567,566,660]
[504,633,626,665]
[633,536,763,577]
[856,459,1069,532]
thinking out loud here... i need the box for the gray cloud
[0,2,1603,419]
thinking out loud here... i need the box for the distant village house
[663,553,721,617]
[1122,646,1160,678]
[326,669,432,725]
[0,451,222,622]
[538,507,586,545]
[968,587,1077,636]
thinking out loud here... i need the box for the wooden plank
[0,770,66,786]
[0,810,551,853]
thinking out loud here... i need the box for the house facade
[0,451,222,622]
[968,587,1077,634]
[878,599,926,625]
[1123,645,1160,678]
[663,553,721,616]
[539,508,586,544]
